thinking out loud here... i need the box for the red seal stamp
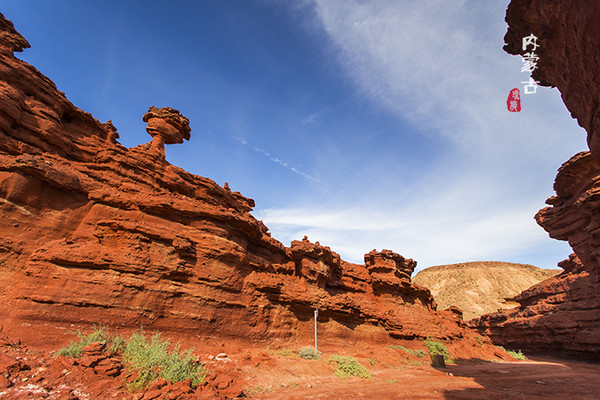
[507,88,521,112]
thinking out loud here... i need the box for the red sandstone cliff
[475,0,600,359]
[0,13,474,346]
[475,254,600,358]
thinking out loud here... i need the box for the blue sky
[3,1,587,270]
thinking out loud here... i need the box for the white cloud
[255,176,554,268]
[258,205,551,268]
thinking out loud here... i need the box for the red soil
[1,325,599,400]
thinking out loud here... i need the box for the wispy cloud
[301,111,321,124]
[309,0,584,154]
[234,136,329,185]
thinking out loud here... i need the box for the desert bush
[109,334,126,355]
[327,355,372,379]
[266,346,294,357]
[389,345,426,358]
[298,347,319,360]
[56,325,119,358]
[474,336,485,347]
[508,349,527,360]
[123,331,207,390]
[423,338,454,363]
[498,346,527,360]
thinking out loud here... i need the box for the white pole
[314,307,318,355]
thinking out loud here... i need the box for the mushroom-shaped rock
[142,106,191,158]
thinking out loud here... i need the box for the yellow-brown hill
[413,262,560,321]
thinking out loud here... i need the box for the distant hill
[413,262,561,320]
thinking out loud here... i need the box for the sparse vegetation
[109,334,127,355]
[298,347,319,360]
[509,350,527,360]
[267,345,294,357]
[245,385,274,396]
[56,327,207,391]
[327,355,372,379]
[55,325,124,358]
[424,338,454,364]
[279,381,300,389]
[474,336,485,347]
[498,346,527,360]
[123,331,207,390]
[389,344,426,358]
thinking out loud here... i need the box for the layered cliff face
[475,255,600,358]
[476,0,600,359]
[0,13,471,345]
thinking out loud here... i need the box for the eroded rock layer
[476,0,600,359]
[475,255,600,358]
[0,13,471,345]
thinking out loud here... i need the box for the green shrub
[56,338,85,358]
[508,350,527,360]
[498,346,527,360]
[56,325,116,358]
[266,346,293,357]
[389,345,426,358]
[123,331,207,390]
[327,355,372,379]
[423,338,454,363]
[109,334,126,355]
[298,347,319,360]
[474,336,485,347]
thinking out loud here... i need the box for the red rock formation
[475,254,600,358]
[364,249,417,293]
[0,12,473,346]
[137,106,191,159]
[476,0,600,359]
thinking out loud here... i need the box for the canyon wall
[476,0,600,359]
[0,13,472,345]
